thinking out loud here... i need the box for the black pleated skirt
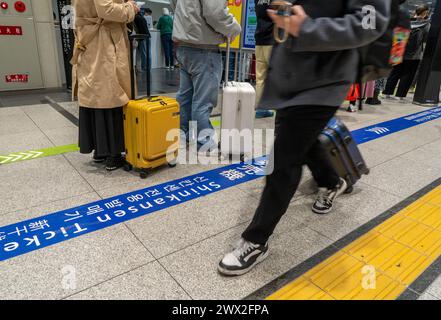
[79,107,125,158]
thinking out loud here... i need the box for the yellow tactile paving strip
[267,185,441,300]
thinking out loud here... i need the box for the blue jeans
[139,39,152,71]
[161,34,174,67]
[139,40,147,71]
[176,46,222,149]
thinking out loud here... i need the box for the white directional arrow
[31,151,43,158]
[0,155,13,164]
[8,154,22,162]
[20,152,34,160]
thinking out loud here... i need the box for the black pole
[413,0,441,105]
[56,0,74,90]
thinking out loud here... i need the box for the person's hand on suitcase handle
[268,4,308,37]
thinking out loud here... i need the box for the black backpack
[405,24,426,57]
[359,0,408,82]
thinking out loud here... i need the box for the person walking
[71,0,139,171]
[156,8,175,69]
[171,0,241,153]
[383,5,430,102]
[218,0,391,276]
[254,0,275,119]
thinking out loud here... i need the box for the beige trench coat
[71,0,135,109]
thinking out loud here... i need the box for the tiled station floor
[0,90,441,300]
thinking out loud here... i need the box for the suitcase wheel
[140,170,149,179]
[123,163,133,172]
[345,185,354,194]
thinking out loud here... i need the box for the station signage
[0,26,23,36]
[5,74,29,83]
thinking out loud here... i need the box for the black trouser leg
[305,141,340,189]
[396,60,420,98]
[383,64,403,95]
[242,105,338,245]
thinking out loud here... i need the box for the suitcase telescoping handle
[224,38,231,87]
[129,34,151,100]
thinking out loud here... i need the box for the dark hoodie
[259,0,391,110]
[254,0,274,46]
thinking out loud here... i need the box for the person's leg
[167,34,174,68]
[139,40,147,71]
[175,47,194,142]
[242,106,338,244]
[218,105,338,276]
[396,60,420,98]
[161,35,170,67]
[104,107,126,171]
[79,107,96,155]
[190,50,222,151]
[305,141,340,190]
[383,64,403,96]
[255,45,271,104]
[306,141,348,214]
[255,45,274,118]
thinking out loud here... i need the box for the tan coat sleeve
[93,0,136,23]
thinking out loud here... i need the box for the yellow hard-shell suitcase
[123,35,179,179]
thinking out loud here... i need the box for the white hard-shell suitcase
[220,42,256,160]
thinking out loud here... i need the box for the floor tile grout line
[60,260,158,300]
[394,137,441,160]
[122,222,195,300]
[362,138,441,170]
[61,153,101,196]
[1,113,99,220]
[155,258,195,300]
[27,110,99,197]
[419,290,441,300]
[20,107,58,148]
[42,96,79,127]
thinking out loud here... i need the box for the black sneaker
[105,156,125,171]
[93,152,106,163]
[312,178,348,215]
[218,238,269,276]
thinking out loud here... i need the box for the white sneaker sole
[312,179,348,215]
[217,250,269,277]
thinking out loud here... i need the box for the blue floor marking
[352,107,441,144]
[1,106,441,262]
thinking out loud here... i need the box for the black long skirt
[79,107,125,158]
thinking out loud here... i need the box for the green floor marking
[0,144,79,165]
[211,119,221,128]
